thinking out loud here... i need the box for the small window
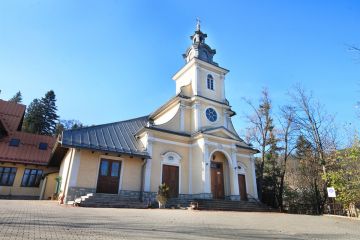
[9,138,20,147]
[207,74,214,90]
[0,167,17,186]
[21,169,43,187]
[39,142,48,150]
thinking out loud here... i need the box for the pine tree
[23,90,59,136]
[8,91,22,103]
[40,90,59,135]
[262,130,281,207]
[23,98,44,134]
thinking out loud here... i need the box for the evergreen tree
[262,130,281,207]
[8,91,22,103]
[40,90,59,135]
[23,90,59,136]
[23,98,44,134]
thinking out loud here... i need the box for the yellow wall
[59,149,72,192]
[197,67,224,101]
[150,141,189,194]
[72,149,143,192]
[43,172,59,200]
[154,107,182,133]
[191,143,204,193]
[0,163,57,198]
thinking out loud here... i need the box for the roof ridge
[64,115,149,132]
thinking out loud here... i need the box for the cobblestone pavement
[0,200,359,240]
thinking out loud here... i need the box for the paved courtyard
[0,200,359,240]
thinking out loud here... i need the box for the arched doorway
[209,151,231,199]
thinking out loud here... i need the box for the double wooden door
[96,159,121,194]
[238,174,248,201]
[211,162,225,199]
[162,165,179,198]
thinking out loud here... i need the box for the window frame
[21,168,43,187]
[0,167,17,186]
[205,107,218,122]
[38,142,48,150]
[9,138,20,147]
[207,74,214,90]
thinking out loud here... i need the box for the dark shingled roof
[60,116,150,158]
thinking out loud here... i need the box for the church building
[52,23,259,205]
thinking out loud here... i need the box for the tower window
[207,74,214,90]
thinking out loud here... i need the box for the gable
[0,119,8,138]
[202,127,240,141]
[0,99,26,133]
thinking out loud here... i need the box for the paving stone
[0,200,359,240]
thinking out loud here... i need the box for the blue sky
[0,0,359,141]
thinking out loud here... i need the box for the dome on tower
[182,21,218,66]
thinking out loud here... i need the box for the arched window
[207,74,214,90]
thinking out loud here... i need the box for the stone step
[77,192,148,209]
[194,199,274,212]
[80,202,148,208]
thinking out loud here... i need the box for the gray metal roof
[61,116,150,158]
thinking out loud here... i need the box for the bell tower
[173,21,229,104]
[172,21,234,133]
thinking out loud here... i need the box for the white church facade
[52,23,259,205]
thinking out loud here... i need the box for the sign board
[327,187,336,198]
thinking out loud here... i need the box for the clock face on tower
[205,108,217,122]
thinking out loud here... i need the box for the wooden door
[211,162,225,199]
[162,165,179,198]
[96,159,121,194]
[238,174,248,201]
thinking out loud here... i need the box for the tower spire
[182,21,218,66]
[196,17,201,31]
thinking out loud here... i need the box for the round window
[206,108,217,122]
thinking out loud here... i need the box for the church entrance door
[162,165,179,198]
[238,174,248,201]
[211,162,225,199]
[96,159,121,194]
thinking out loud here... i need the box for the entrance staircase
[166,197,275,212]
[195,199,275,212]
[74,193,149,208]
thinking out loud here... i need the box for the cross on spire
[196,17,201,31]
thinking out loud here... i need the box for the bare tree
[277,105,297,211]
[290,85,337,213]
[244,88,274,200]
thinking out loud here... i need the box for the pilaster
[179,103,185,132]
[193,102,202,131]
[220,73,226,101]
[230,147,240,198]
[223,110,229,128]
[250,156,259,199]
[202,140,211,194]
[144,137,153,192]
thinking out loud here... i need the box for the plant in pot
[156,183,169,209]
